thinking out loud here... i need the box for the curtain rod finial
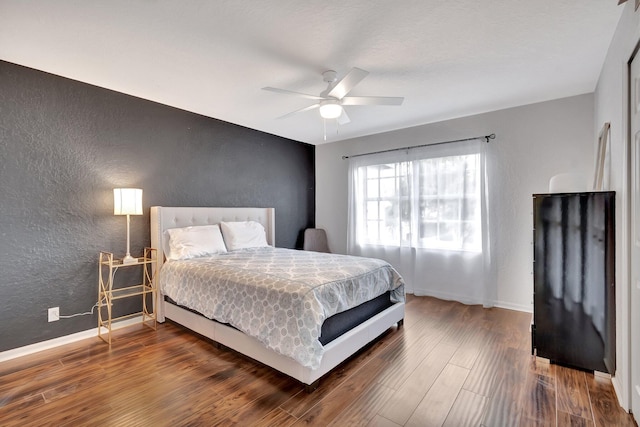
[485,133,496,143]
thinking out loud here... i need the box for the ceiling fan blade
[327,67,369,99]
[336,109,351,125]
[341,96,404,106]
[277,103,320,119]
[262,87,325,101]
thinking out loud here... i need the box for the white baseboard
[412,289,482,306]
[0,316,142,363]
[611,375,630,411]
[410,290,532,313]
[493,300,533,313]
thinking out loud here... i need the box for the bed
[150,206,405,389]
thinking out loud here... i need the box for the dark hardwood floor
[0,295,635,426]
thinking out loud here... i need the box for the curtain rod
[341,133,496,160]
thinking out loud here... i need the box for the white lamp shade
[113,188,143,215]
[319,102,343,119]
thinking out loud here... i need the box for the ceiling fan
[262,67,404,125]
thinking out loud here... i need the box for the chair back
[303,228,330,253]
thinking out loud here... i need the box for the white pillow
[166,225,227,260]
[220,221,269,251]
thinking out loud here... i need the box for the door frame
[627,41,640,420]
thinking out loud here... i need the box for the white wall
[316,94,595,311]
[593,0,640,412]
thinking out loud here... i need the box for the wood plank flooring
[0,295,635,426]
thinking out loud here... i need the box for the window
[348,137,493,305]
[353,152,481,252]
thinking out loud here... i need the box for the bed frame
[150,206,404,388]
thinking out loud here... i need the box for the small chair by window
[303,228,330,253]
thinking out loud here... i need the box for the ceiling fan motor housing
[322,70,338,83]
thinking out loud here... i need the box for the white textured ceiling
[0,1,623,145]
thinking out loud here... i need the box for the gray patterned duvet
[159,247,404,369]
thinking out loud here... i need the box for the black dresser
[532,191,615,373]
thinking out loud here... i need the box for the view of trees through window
[357,153,481,251]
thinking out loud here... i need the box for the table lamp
[113,188,143,264]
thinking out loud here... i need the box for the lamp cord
[59,302,99,319]
[58,268,118,319]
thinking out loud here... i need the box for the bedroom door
[629,50,640,423]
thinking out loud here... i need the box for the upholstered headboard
[150,206,275,259]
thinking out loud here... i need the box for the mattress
[159,247,405,368]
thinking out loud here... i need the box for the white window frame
[352,149,482,252]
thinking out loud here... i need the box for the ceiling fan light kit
[263,67,404,126]
[319,100,343,119]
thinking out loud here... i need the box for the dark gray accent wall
[0,60,315,352]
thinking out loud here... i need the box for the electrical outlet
[48,307,59,322]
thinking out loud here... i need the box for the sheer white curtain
[347,138,496,307]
